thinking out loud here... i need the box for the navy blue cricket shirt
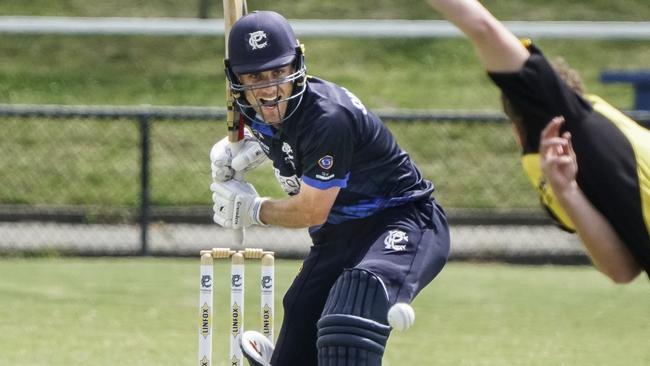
[246,76,434,227]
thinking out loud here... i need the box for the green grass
[0,117,534,209]
[1,0,649,20]
[0,258,647,366]
[1,36,647,109]
[1,36,648,208]
[1,1,650,209]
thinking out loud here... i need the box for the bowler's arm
[426,0,529,72]
[554,184,642,283]
[540,118,642,283]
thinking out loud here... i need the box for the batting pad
[316,268,391,365]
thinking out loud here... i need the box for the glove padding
[210,130,268,182]
[211,180,268,229]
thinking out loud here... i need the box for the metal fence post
[198,0,211,19]
[138,114,151,255]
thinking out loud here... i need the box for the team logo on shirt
[318,155,333,170]
[316,155,335,180]
[384,230,409,252]
[282,142,296,169]
[248,31,269,50]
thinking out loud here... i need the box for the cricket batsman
[209,10,451,365]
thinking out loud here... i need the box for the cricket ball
[387,303,415,331]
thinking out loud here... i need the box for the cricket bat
[224,0,247,144]
[223,0,248,247]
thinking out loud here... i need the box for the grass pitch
[0,257,647,366]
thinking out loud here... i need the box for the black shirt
[489,44,650,276]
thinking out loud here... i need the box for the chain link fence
[1,104,648,261]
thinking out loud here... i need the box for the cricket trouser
[270,199,450,365]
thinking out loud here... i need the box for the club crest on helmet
[248,31,269,50]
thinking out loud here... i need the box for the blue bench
[601,70,650,111]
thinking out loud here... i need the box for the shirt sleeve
[488,44,592,151]
[298,109,355,190]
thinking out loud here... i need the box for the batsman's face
[239,65,295,125]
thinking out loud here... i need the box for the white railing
[1,16,649,39]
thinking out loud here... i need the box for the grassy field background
[0,258,647,366]
[1,0,649,20]
[1,3,648,365]
[1,4,648,365]
[1,37,648,208]
[1,1,649,209]
[2,37,648,109]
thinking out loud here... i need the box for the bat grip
[229,140,246,246]
[232,226,245,246]
[229,141,246,181]
[232,171,245,181]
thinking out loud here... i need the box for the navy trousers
[270,199,450,366]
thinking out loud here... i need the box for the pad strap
[317,314,390,354]
[316,268,392,365]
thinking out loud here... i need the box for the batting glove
[211,180,268,229]
[210,130,268,182]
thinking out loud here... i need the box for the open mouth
[259,96,281,108]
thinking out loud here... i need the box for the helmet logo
[248,31,269,50]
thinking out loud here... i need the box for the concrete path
[0,222,587,263]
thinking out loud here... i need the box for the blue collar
[249,118,275,137]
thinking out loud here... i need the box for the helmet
[224,11,307,124]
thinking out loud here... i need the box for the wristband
[252,197,270,226]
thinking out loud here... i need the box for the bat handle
[230,141,246,182]
[229,141,246,246]
[233,227,245,246]
[232,171,245,181]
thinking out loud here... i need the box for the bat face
[223,0,247,52]
[224,0,248,143]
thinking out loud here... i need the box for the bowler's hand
[540,116,578,193]
[211,180,268,229]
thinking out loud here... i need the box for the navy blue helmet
[225,11,307,123]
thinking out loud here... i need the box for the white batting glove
[210,130,268,182]
[211,180,269,229]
